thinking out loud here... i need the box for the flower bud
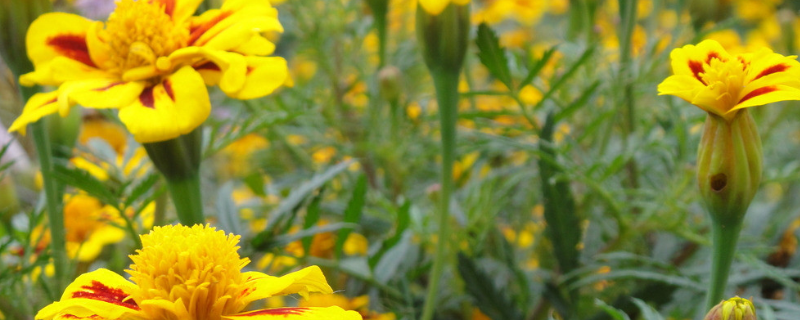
[703,297,757,320]
[696,109,762,226]
[416,1,469,75]
[378,65,403,102]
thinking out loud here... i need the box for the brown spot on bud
[710,173,727,191]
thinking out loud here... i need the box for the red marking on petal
[59,314,104,319]
[39,97,58,109]
[238,287,255,298]
[71,280,139,310]
[47,34,97,68]
[163,79,175,101]
[706,52,722,64]
[139,86,156,109]
[235,308,310,316]
[154,0,175,17]
[195,61,220,71]
[188,11,233,46]
[738,86,778,104]
[753,63,789,81]
[688,60,705,85]
[93,82,125,92]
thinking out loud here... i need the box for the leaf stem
[421,70,459,320]
[165,174,205,226]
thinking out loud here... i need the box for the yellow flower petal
[240,266,332,305]
[68,80,146,110]
[230,56,288,100]
[118,66,211,143]
[224,306,363,320]
[159,0,204,23]
[8,91,60,135]
[35,269,141,320]
[20,57,111,87]
[188,0,280,49]
[25,12,97,69]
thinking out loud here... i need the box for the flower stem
[23,85,67,292]
[421,70,459,320]
[164,175,204,226]
[704,220,742,310]
[143,128,205,225]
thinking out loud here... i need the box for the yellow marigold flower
[419,0,470,16]
[658,39,800,121]
[10,0,288,143]
[36,224,362,320]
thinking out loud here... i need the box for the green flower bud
[696,109,762,226]
[703,297,757,320]
[378,65,403,102]
[415,1,469,75]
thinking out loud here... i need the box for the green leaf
[554,80,600,122]
[532,46,595,111]
[123,173,160,208]
[457,252,524,320]
[336,174,367,258]
[215,182,242,236]
[595,299,631,320]
[519,45,557,89]
[244,172,266,197]
[538,113,581,280]
[53,164,118,206]
[475,23,513,90]
[369,200,411,268]
[630,298,665,320]
[302,187,324,254]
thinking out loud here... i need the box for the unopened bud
[703,297,757,320]
[416,1,469,75]
[378,65,402,102]
[696,109,762,226]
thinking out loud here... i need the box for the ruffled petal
[187,0,281,50]
[668,40,731,86]
[166,47,247,93]
[657,74,702,103]
[68,80,146,110]
[731,84,800,112]
[117,66,211,143]
[8,91,60,135]
[224,56,288,100]
[26,13,98,69]
[239,266,333,305]
[35,269,141,320]
[224,306,363,320]
[20,57,112,87]
[154,0,203,23]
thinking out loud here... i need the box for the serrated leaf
[476,23,513,90]
[215,182,242,236]
[538,113,581,280]
[124,173,160,208]
[336,174,367,258]
[457,253,524,320]
[532,46,595,111]
[53,164,118,206]
[519,46,557,89]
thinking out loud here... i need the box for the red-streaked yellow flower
[418,0,470,15]
[10,0,288,143]
[35,224,362,320]
[658,39,800,121]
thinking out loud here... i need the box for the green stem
[704,220,742,310]
[165,174,204,226]
[421,70,459,320]
[29,109,68,293]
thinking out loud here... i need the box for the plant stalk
[24,86,67,293]
[421,70,459,320]
[704,220,742,310]
[164,174,204,226]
